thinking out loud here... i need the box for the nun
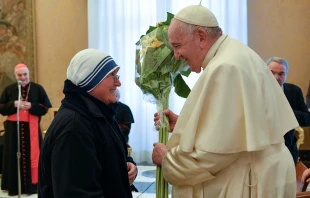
[38,49,137,198]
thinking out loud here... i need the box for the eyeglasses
[109,74,120,82]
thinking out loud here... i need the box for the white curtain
[88,0,247,163]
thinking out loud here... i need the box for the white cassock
[162,35,298,198]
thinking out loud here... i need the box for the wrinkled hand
[154,109,178,132]
[152,142,169,165]
[14,100,20,108]
[21,101,31,110]
[302,168,310,183]
[127,162,138,185]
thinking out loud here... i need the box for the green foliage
[174,75,191,98]
[135,12,191,101]
[135,13,192,198]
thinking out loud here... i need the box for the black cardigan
[38,80,135,198]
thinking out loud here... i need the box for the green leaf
[146,26,157,35]
[180,67,191,77]
[135,49,141,75]
[174,74,191,98]
[162,12,174,26]
[135,12,192,102]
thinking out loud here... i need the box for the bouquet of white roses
[135,12,191,198]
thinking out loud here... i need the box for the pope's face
[267,61,287,87]
[168,19,204,73]
[15,67,30,86]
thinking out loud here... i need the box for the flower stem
[156,90,169,198]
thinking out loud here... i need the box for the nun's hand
[127,162,138,185]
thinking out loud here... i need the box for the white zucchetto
[174,5,219,27]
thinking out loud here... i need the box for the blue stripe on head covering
[79,56,113,86]
[78,55,118,92]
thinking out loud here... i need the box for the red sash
[7,110,39,184]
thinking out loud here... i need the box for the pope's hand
[152,142,169,165]
[154,109,178,132]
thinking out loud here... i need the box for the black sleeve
[293,87,310,127]
[29,85,52,116]
[0,86,18,116]
[51,130,104,198]
[126,155,136,166]
[284,130,298,164]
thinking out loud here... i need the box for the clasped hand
[15,100,31,110]
[153,109,178,132]
[127,162,138,186]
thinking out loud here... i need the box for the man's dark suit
[306,83,310,108]
[283,83,310,164]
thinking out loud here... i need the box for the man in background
[0,63,51,196]
[267,57,310,164]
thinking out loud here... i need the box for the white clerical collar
[201,34,228,69]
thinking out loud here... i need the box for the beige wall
[248,0,310,149]
[35,0,88,130]
[248,0,310,95]
[0,0,88,131]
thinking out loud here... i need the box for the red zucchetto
[14,63,28,70]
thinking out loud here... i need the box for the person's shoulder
[0,83,16,96]
[222,35,248,51]
[45,108,96,146]
[5,83,17,89]
[119,101,128,107]
[30,81,43,88]
[30,81,48,91]
[284,83,302,91]
[119,101,131,110]
[213,36,264,69]
[52,107,94,134]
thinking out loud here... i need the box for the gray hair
[178,20,222,39]
[266,57,289,73]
